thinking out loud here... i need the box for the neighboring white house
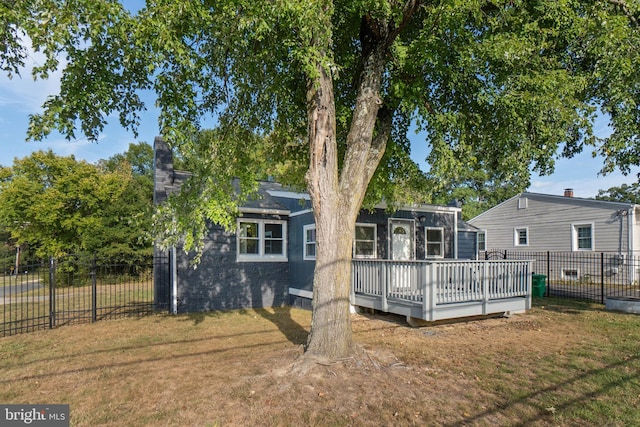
[468,189,640,283]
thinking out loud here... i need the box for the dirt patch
[1,302,638,426]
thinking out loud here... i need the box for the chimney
[564,188,574,198]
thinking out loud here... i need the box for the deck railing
[352,259,532,321]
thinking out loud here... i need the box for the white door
[392,223,412,261]
[390,220,414,292]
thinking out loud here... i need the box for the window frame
[517,197,528,209]
[571,223,594,251]
[477,231,487,252]
[303,224,316,260]
[237,219,287,262]
[353,223,377,259]
[425,226,445,259]
[514,227,529,247]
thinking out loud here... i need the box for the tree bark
[305,62,357,358]
[304,2,421,360]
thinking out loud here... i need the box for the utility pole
[14,245,20,275]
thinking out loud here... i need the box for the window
[425,227,444,258]
[237,219,287,261]
[514,227,528,246]
[303,224,316,260]
[354,224,376,258]
[518,197,528,209]
[477,231,486,252]
[572,223,593,251]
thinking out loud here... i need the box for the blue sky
[1,30,637,199]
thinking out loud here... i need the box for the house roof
[458,218,480,232]
[237,180,291,215]
[468,191,639,223]
[154,136,461,217]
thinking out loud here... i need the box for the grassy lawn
[1,298,639,426]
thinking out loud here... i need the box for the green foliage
[0,148,153,261]
[3,0,640,255]
[595,182,640,203]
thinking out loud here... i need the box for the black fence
[484,249,640,303]
[1,254,170,337]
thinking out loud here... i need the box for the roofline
[468,193,522,222]
[239,207,291,216]
[521,191,639,208]
[374,201,461,214]
[266,189,460,214]
[469,191,639,223]
[266,190,311,200]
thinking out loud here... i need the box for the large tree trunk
[304,64,357,358]
[304,47,389,359]
[304,3,420,360]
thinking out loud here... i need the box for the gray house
[153,138,474,313]
[468,190,640,281]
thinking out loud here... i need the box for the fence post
[92,254,97,322]
[600,252,605,304]
[49,257,56,329]
[546,251,550,297]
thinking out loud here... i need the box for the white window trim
[514,227,529,247]
[477,230,487,252]
[303,224,316,260]
[518,197,528,209]
[354,223,377,259]
[571,222,594,251]
[562,268,580,280]
[425,226,445,259]
[237,219,288,262]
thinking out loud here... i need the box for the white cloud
[0,35,64,112]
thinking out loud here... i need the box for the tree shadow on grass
[444,354,640,427]
[254,306,309,346]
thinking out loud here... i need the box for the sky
[1,29,638,200]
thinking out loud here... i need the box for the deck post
[421,263,429,321]
[482,261,489,315]
[381,262,388,312]
[424,262,436,321]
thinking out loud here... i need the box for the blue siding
[175,223,289,313]
[458,231,478,259]
[288,211,315,292]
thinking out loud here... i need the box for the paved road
[0,281,42,298]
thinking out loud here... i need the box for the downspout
[171,246,178,314]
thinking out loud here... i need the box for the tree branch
[606,0,639,28]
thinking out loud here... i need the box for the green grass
[0,300,639,426]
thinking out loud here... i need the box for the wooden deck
[351,259,532,323]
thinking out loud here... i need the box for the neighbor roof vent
[564,188,574,198]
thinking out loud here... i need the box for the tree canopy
[2,0,639,358]
[596,182,640,203]
[0,144,153,262]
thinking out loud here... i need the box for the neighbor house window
[518,197,528,209]
[354,224,376,258]
[514,227,528,246]
[425,227,444,258]
[477,231,486,252]
[303,224,316,260]
[572,223,593,251]
[237,219,287,261]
